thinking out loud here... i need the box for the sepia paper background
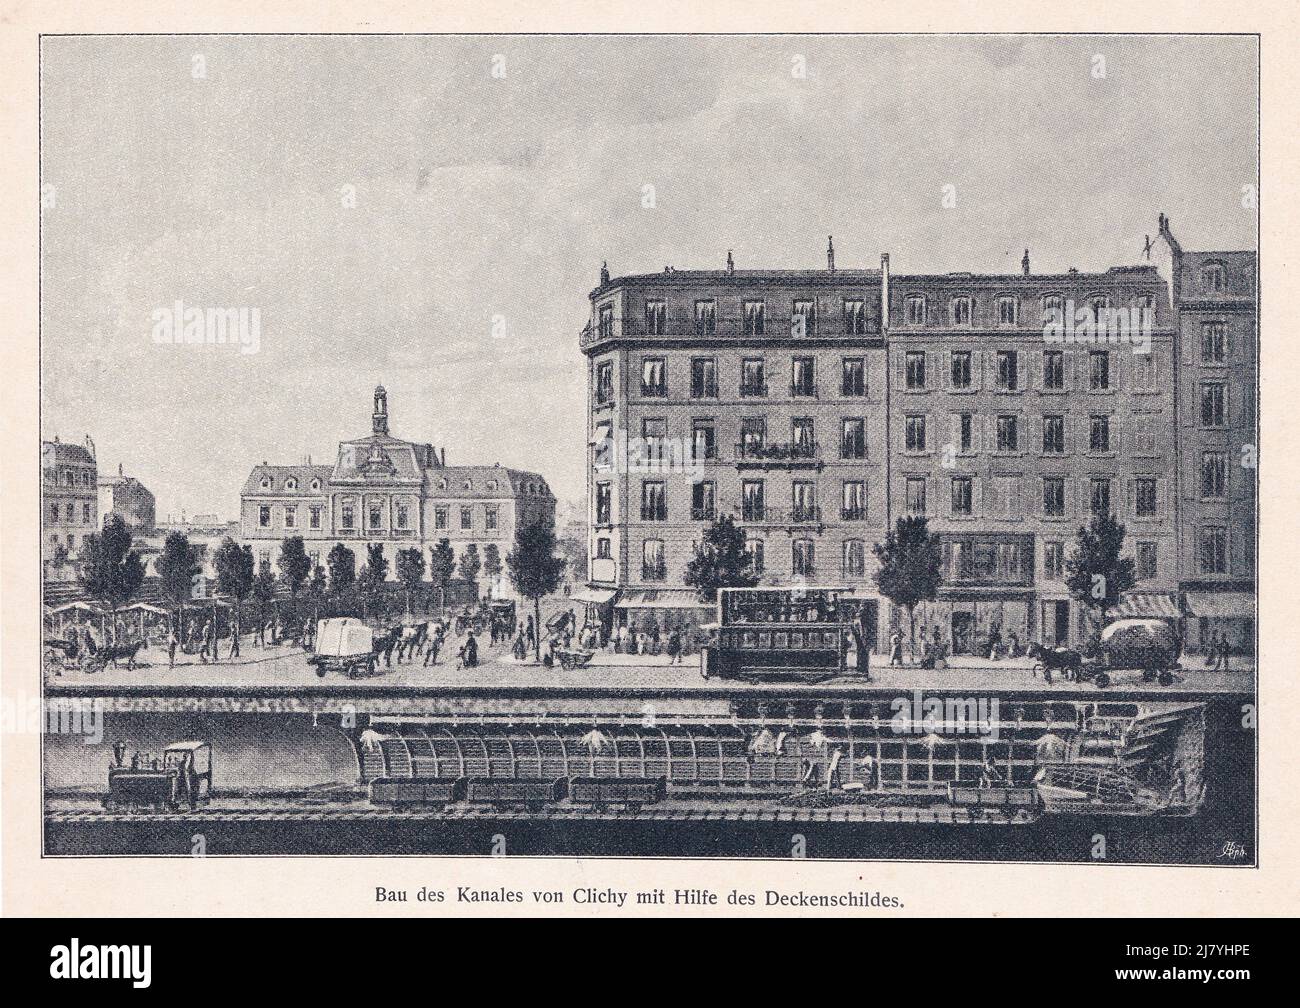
[1,0,1295,917]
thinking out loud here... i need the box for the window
[1088,295,1109,323]
[905,351,926,389]
[746,539,765,574]
[842,358,866,397]
[642,540,666,581]
[341,504,355,529]
[950,350,972,389]
[1202,451,1227,498]
[905,415,927,452]
[694,300,716,335]
[951,476,973,516]
[82,502,91,523]
[740,358,766,397]
[595,484,611,525]
[739,417,766,456]
[285,477,298,491]
[393,502,408,530]
[843,299,868,335]
[1137,542,1157,581]
[742,480,765,522]
[1200,527,1227,575]
[1202,322,1227,363]
[1040,476,1060,517]
[691,481,716,521]
[597,304,614,338]
[841,418,866,459]
[742,300,765,335]
[1201,262,1227,293]
[1090,478,1111,517]
[1044,541,1064,579]
[595,361,614,405]
[259,505,271,528]
[997,296,1017,325]
[906,295,926,324]
[460,506,472,530]
[284,506,296,528]
[309,507,322,529]
[906,477,927,515]
[1089,415,1111,453]
[791,481,818,522]
[843,540,866,577]
[995,415,1018,453]
[1089,350,1110,390]
[1135,478,1158,517]
[596,537,611,560]
[791,299,815,336]
[1133,354,1155,390]
[690,357,718,398]
[951,296,973,325]
[842,481,867,521]
[959,413,973,453]
[644,300,667,335]
[791,356,816,397]
[434,506,447,530]
[593,420,613,468]
[996,350,1018,390]
[641,357,666,397]
[792,417,815,456]
[1043,415,1065,454]
[479,505,495,532]
[1043,350,1065,390]
[1201,383,1226,427]
[792,539,816,577]
[1042,294,1064,324]
[692,420,716,462]
[641,481,667,522]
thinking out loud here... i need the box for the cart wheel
[1095,672,1110,689]
[1141,668,1156,682]
[1158,670,1174,687]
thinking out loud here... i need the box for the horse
[97,642,144,670]
[395,621,429,663]
[372,626,402,669]
[1026,642,1082,681]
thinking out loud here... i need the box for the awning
[570,586,618,605]
[1111,592,1181,620]
[1185,591,1255,619]
[615,589,713,610]
[122,602,170,614]
[46,601,104,615]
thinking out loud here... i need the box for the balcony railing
[841,505,868,521]
[690,506,716,521]
[739,381,769,398]
[640,505,668,522]
[735,441,820,465]
[640,383,668,398]
[736,505,823,526]
[690,383,719,399]
[789,382,819,398]
[642,562,668,581]
[580,317,882,348]
[840,443,868,460]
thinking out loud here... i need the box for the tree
[873,515,943,664]
[428,538,455,610]
[1065,511,1136,635]
[327,543,356,594]
[80,514,145,643]
[156,531,203,630]
[482,543,502,598]
[683,515,759,603]
[214,538,255,628]
[395,547,426,615]
[277,536,311,598]
[506,523,567,662]
[458,542,482,585]
[357,543,389,619]
[252,565,278,626]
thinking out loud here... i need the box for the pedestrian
[1218,631,1231,673]
[525,615,536,650]
[166,625,178,670]
[667,627,682,665]
[512,631,526,661]
[228,617,241,660]
[465,633,478,668]
[889,628,903,667]
[1205,630,1218,669]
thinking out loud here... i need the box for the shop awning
[1185,591,1255,619]
[1111,592,1181,620]
[615,589,712,610]
[570,586,618,605]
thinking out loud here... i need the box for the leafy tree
[80,514,145,643]
[156,531,202,629]
[1065,511,1136,632]
[458,542,482,585]
[482,543,502,598]
[214,538,255,630]
[364,543,388,585]
[395,547,426,615]
[327,543,356,594]
[252,565,278,625]
[277,536,312,598]
[873,515,943,663]
[357,543,389,619]
[428,538,455,610]
[506,523,567,662]
[683,515,759,602]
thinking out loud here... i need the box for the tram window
[758,632,771,648]
[774,632,788,649]
[792,632,805,648]
[743,631,758,647]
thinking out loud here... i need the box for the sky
[39,34,1258,518]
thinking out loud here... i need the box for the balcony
[642,562,668,582]
[690,506,716,521]
[736,505,824,529]
[580,317,882,350]
[738,381,769,398]
[640,505,668,522]
[789,382,819,399]
[640,384,668,399]
[689,383,719,400]
[841,505,868,521]
[735,440,822,470]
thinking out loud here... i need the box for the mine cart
[105,741,212,812]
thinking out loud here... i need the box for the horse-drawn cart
[307,618,377,678]
[553,647,595,671]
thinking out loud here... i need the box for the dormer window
[463,480,472,490]
[487,480,498,491]
[310,478,320,492]
[996,296,1017,326]
[905,294,926,325]
[1042,294,1064,324]
[285,478,298,491]
[950,296,973,326]
[438,478,448,490]
[1201,261,1227,293]
[259,477,271,490]
[1088,295,1110,322]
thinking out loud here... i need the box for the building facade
[42,435,99,582]
[239,387,555,596]
[98,463,157,531]
[1158,215,1257,652]
[582,221,1253,653]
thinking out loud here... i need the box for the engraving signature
[1220,840,1247,860]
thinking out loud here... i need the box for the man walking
[228,615,241,660]
[167,625,178,670]
[889,628,903,668]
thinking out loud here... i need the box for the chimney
[880,253,890,330]
[827,236,835,272]
[1022,249,1030,275]
[726,250,734,274]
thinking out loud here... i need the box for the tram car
[104,741,212,812]
[570,776,666,811]
[702,586,867,682]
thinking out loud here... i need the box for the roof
[42,440,96,465]
[241,465,334,496]
[427,465,554,500]
[594,268,881,296]
[331,436,435,484]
